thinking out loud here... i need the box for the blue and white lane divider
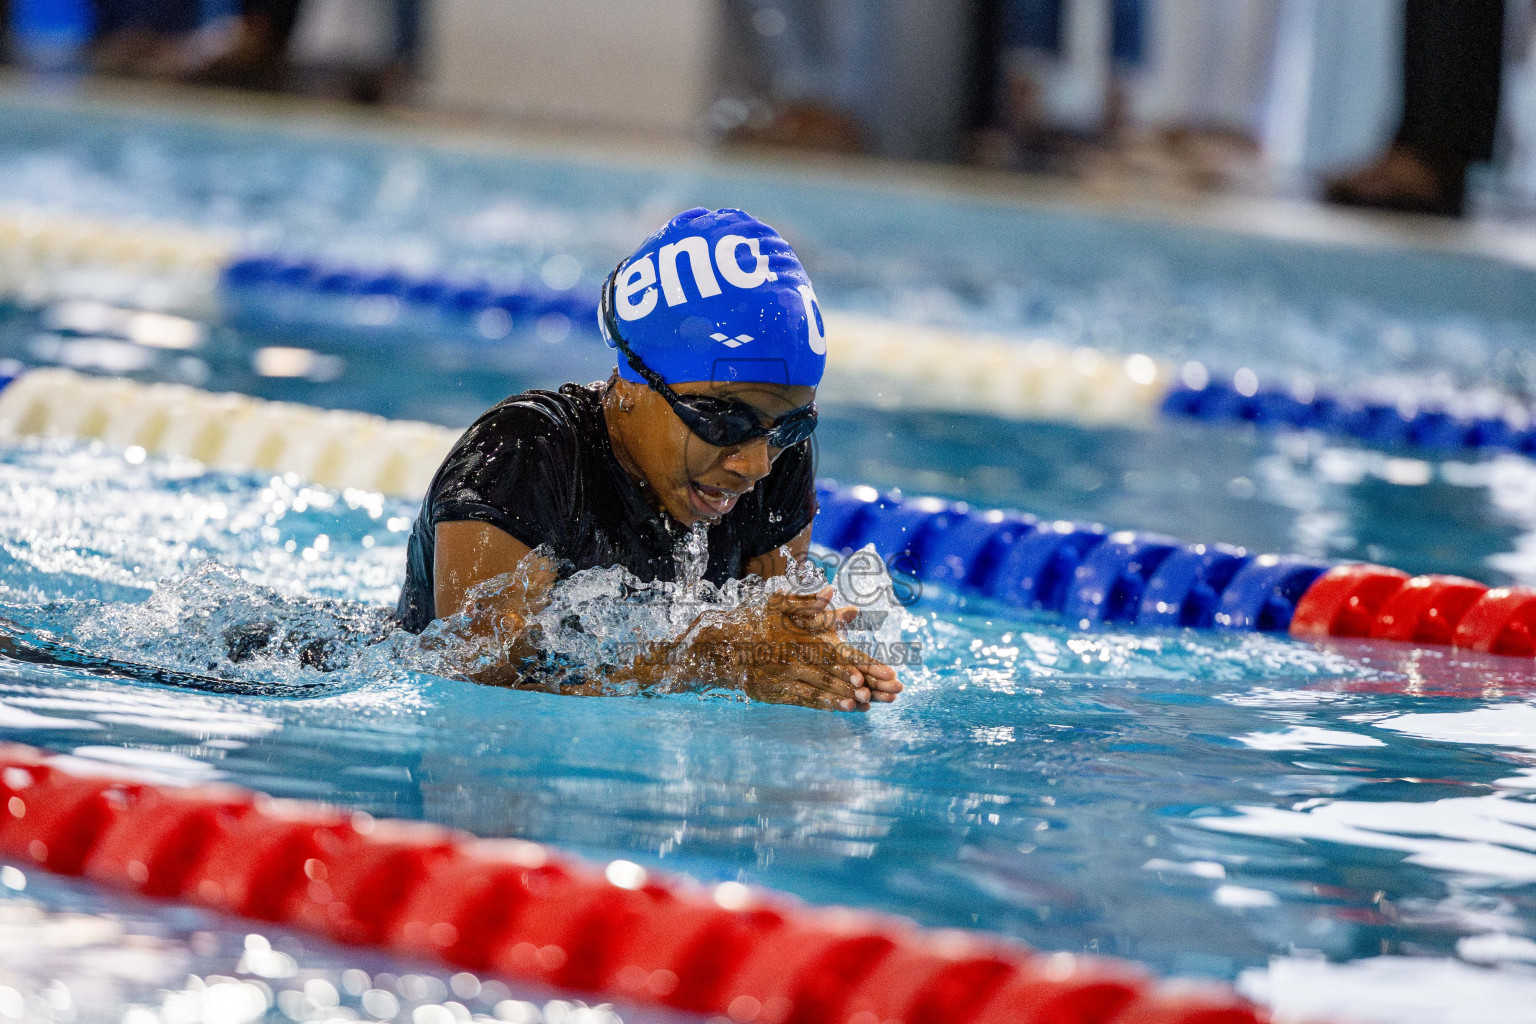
[0,203,1530,454]
[220,252,1536,456]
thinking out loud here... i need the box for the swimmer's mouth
[688,481,746,519]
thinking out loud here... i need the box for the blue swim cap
[599,207,826,387]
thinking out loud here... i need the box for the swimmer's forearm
[605,612,753,691]
[606,633,732,690]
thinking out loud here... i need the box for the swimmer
[394,208,903,712]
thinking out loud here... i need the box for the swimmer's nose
[720,436,773,482]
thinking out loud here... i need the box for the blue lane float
[1213,556,1328,632]
[814,481,1331,635]
[221,254,600,336]
[1061,533,1180,627]
[1136,543,1251,629]
[984,521,1106,611]
[1160,375,1536,457]
[922,509,1037,592]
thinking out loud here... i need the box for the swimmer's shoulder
[456,381,605,452]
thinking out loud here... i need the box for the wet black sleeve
[428,401,578,552]
[739,440,818,559]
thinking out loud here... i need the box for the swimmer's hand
[698,587,903,712]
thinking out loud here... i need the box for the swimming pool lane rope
[2,206,1534,457]
[0,366,1531,660]
[0,740,1273,1024]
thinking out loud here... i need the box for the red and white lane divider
[0,743,1277,1024]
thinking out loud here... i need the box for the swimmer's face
[611,378,816,528]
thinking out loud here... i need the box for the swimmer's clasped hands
[718,586,904,713]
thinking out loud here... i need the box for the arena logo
[615,233,825,354]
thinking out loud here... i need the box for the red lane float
[389,837,557,969]
[832,932,1015,1024]
[967,955,1146,1024]
[0,760,134,875]
[598,884,785,1012]
[1368,575,1489,645]
[1287,562,1536,666]
[1289,564,1410,639]
[1108,987,1272,1024]
[1451,586,1536,656]
[0,742,1284,1024]
[84,783,252,897]
[282,818,458,946]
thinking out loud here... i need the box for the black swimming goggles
[600,264,818,450]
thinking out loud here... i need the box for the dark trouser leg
[964,0,1006,135]
[143,0,201,35]
[264,0,304,50]
[92,0,131,38]
[240,0,304,50]
[1396,0,1504,175]
[1327,0,1505,216]
[393,0,420,69]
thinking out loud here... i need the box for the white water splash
[833,544,919,655]
[61,560,398,689]
[419,538,917,695]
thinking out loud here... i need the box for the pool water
[0,92,1535,1023]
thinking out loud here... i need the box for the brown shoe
[1323,143,1466,217]
[179,15,286,91]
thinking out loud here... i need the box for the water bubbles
[237,933,296,978]
[1123,352,1158,387]
[539,255,582,292]
[492,1001,540,1024]
[360,988,400,1019]
[604,860,647,890]
[673,524,710,594]
[476,308,513,340]
[302,978,340,1009]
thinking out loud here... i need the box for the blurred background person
[967,0,1276,194]
[969,0,1151,173]
[5,0,420,101]
[713,0,986,161]
[1325,0,1506,217]
[5,0,1535,220]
